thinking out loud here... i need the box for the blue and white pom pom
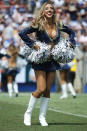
[20,44,32,59]
[28,41,51,63]
[51,37,76,64]
[20,41,51,64]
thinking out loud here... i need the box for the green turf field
[0,93,87,131]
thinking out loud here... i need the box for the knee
[43,88,50,97]
[7,76,13,83]
[38,88,46,95]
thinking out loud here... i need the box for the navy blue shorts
[32,60,61,72]
[5,68,19,76]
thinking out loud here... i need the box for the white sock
[26,94,38,115]
[13,82,19,94]
[61,83,68,97]
[67,83,76,96]
[7,83,13,97]
[24,94,38,126]
[39,97,49,126]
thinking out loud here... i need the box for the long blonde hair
[31,1,57,30]
[8,44,18,58]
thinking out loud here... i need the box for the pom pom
[19,44,31,59]
[20,41,51,64]
[51,37,76,64]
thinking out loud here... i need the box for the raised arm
[19,27,38,48]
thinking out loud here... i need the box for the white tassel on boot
[39,97,49,126]
[67,82,76,98]
[24,94,38,126]
[7,83,13,97]
[60,83,68,99]
[13,82,19,97]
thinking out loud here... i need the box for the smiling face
[32,2,57,30]
[44,4,54,19]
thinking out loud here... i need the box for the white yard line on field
[0,93,87,118]
[48,107,87,118]
[35,106,87,118]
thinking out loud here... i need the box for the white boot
[60,84,68,99]
[7,83,13,97]
[67,83,76,97]
[13,82,19,97]
[24,94,38,126]
[39,97,49,126]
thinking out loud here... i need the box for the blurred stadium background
[0,0,87,130]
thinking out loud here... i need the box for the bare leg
[33,70,47,98]
[39,71,55,126]
[24,70,47,126]
[43,71,56,98]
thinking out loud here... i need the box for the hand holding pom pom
[34,44,40,51]
[20,41,51,64]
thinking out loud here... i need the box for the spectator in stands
[29,0,36,13]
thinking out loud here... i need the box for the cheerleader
[59,61,76,99]
[19,1,76,126]
[6,44,19,97]
[0,53,6,92]
[0,52,10,92]
[6,44,28,97]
